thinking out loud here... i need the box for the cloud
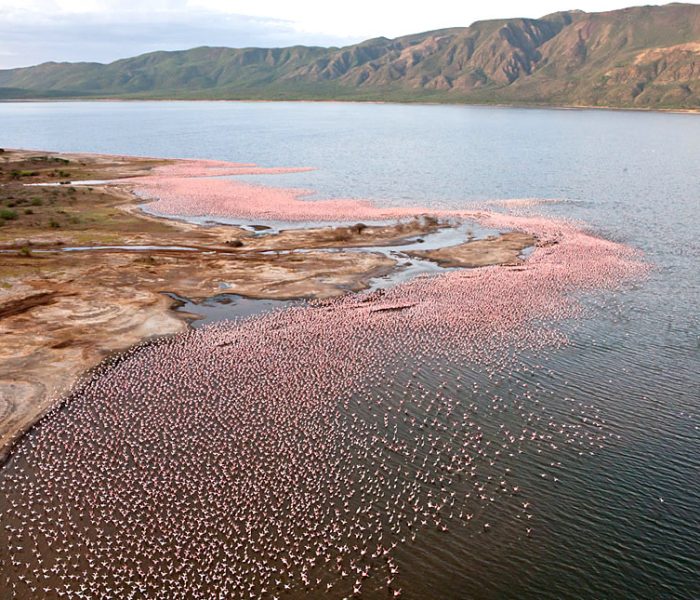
[0,1,358,68]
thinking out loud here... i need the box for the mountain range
[1,3,699,110]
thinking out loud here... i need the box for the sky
[0,0,676,69]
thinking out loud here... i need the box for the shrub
[30,156,68,164]
[0,208,18,220]
[350,223,367,234]
[225,239,244,247]
[24,208,33,215]
[19,246,31,257]
[31,198,42,206]
[49,219,61,228]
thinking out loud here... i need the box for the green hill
[1,3,699,109]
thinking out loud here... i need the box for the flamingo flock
[0,160,648,599]
[130,160,434,223]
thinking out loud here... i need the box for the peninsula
[0,148,535,462]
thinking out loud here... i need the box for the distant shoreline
[1,96,698,115]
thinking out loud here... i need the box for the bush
[19,246,31,257]
[24,208,33,215]
[31,198,42,206]
[350,223,367,234]
[225,239,244,247]
[49,219,61,228]
[0,208,18,220]
[10,170,38,179]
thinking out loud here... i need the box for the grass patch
[10,170,39,179]
[29,155,70,165]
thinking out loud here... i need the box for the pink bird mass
[135,160,412,223]
[0,158,647,598]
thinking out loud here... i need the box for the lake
[0,101,698,599]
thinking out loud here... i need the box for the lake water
[0,101,698,599]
